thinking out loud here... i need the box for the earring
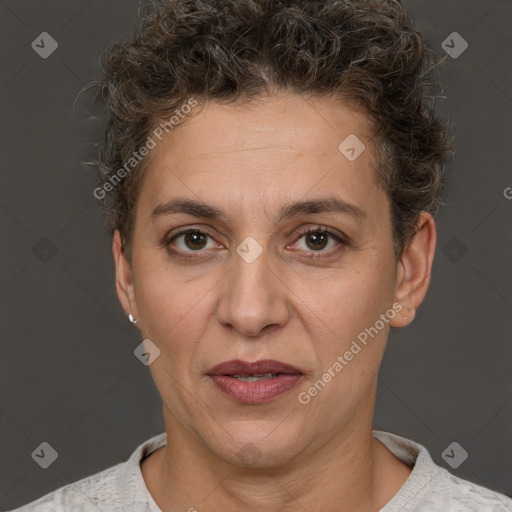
[128,314,139,325]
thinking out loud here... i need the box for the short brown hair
[93,0,454,260]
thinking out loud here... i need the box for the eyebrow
[150,196,367,224]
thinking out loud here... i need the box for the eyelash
[165,226,349,260]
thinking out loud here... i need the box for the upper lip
[207,359,303,376]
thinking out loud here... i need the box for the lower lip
[209,374,303,404]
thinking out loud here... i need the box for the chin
[203,420,306,468]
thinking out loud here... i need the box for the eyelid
[167,227,219,249]
[289,226,349,254]
[294,225,348,244]
[165,224,350,257]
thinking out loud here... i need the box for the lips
[207,359,303,376]
[207,359,304,404]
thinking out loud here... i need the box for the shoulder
[420,467,512,511]
[373,430,512,512]
[7,464,123,511]
[7,432,167,512]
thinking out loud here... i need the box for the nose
[216,244,290,338]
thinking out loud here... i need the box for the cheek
[289,254,396,394]
[133,259,217,355]
[134,267,215,408]
[295,256,395,335]
[296,266,394,417]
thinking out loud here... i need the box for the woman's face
[116,94,408,467]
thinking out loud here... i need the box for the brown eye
[183,232,208,250]
[304,231,330,251]
[295,228,342,253]
[169,229,216,252]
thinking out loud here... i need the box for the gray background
[1,0,511,509]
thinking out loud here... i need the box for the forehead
[152,94,373,158]
[137,94,384,225]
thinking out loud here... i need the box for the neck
[142,397,411,511]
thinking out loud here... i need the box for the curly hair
[92,0,454,261]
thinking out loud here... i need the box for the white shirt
[9,430,512,511]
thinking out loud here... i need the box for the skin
[113,93,436,511]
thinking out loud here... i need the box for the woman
[12,0,512,510]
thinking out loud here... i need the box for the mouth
[206,359,304,404]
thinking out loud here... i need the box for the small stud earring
[128,314,139,325]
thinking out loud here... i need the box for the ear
[390,212,436,328]
[112,230,138,322]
